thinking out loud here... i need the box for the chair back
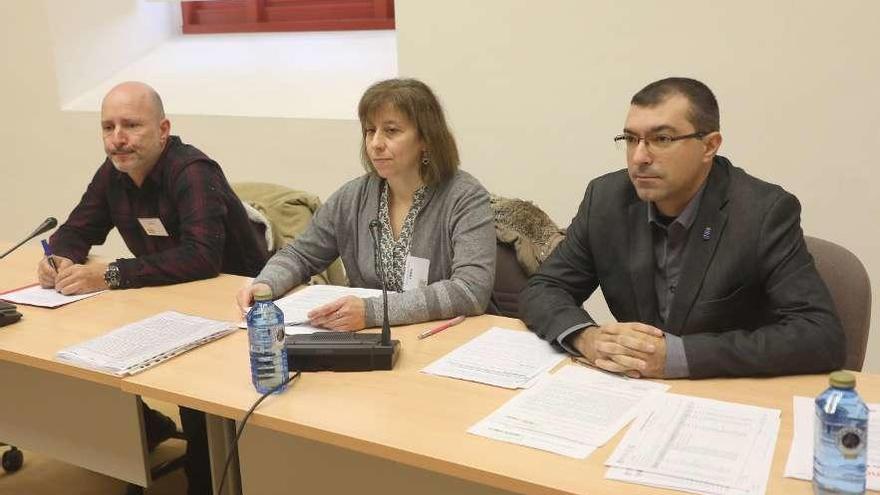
[805,236,871,371]
[491,242,529,319]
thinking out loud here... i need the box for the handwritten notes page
[1,284,105,308]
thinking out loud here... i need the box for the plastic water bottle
[246,289,289,394]
[813,371,868,495]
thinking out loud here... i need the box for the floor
[0,400,187,495]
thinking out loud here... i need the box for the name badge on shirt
[138,217,170,237]
[402,255,430,291]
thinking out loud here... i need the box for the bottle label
[836,425,867,459]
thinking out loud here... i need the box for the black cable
[216,371,301,495]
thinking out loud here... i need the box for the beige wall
[1,1,876,370]
[45,0,176,106]
[0,1,360,257]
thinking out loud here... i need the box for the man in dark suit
[522,77,845,379]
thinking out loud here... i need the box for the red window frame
[181,0,395,34]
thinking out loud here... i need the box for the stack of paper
[421,327,566,389]
[784,396,879,490]
[239,285,384,335]
[468,365,669,458]
[56,311,234,376]
[605,394,780,495]
[1,284,105,308]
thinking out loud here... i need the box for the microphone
[0,217,58,259]
[0,217,51,327]
[283,219,400,372]
[368,220,391,346]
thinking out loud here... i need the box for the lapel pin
[702,227,712,240]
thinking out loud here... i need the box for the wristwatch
[104,262,122,289]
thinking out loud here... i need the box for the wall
[45,0,177,107]
[0,1,360,259]
[1,0,876,371]
[394,0,880,371]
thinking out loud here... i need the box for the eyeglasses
[613,132,707,152]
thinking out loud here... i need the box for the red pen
[418,315,465,340]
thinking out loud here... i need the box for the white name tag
[138,217,170,237]
[402,255,430,291]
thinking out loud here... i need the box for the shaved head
[100,81,170,186]
[102,81,165,121]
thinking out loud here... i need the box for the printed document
[605,393,780,493]
[468,365,669,458]
[237,285,384,334]
[56,311,234,376]
[606,413,778,495]
[783,396,879,490]
[421,327,566,389]
[1,284,105,308]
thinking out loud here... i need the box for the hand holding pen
[418,315,466,340]
[38,240,73,289]
[40,239,58,273]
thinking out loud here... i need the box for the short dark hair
[358,78,459,187]
[631,77,720,132]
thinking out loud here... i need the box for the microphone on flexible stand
[369,219,391,346]
[283,219,400,371]
[1,217,58,327]
[0,217,58,259]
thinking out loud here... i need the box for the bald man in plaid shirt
[37,81,267,495]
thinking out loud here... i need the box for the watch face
[104,264,121,289]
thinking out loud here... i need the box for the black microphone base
[0,301,22,327]
[286,332,400,372]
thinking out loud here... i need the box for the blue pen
[41,239,58,273]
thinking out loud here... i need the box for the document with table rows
[605,393,780,495]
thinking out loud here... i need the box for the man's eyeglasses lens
[613,132,706,152]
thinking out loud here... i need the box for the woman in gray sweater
[236,79,496,330]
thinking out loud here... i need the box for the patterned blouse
[378,181,429,292]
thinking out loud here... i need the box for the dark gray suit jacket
[522,156,845,378]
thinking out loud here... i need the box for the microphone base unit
[286,332,400,372]
[0,301,23,327]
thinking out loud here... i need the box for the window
[181,0,395,34]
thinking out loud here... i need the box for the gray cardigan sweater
[254,170,496,327]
